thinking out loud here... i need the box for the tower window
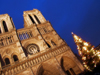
[3,21,8,32]
[0,28,1,33]
[13,55,18,62]
[28,15,35,24]
[34,15,41,24]
[5,58,10,65]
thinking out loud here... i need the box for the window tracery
[18,31,32,40]
[26,44,40,55]
[0,36,13,47]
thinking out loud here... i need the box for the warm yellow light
[84,42,88,46]
[74,35,78,40]
[82,56,86,60]
[87,50,89,53]
[97,51,100,54]
[84,63,92,71]
[79,50,82,55]
[97,54,100,57]
[93,61,95,63]
[94,64,96,67]
[72,33,97,71]
[96,51,100,57]
[83,62,86,64]
[77,45,80,50]
[84,65,87,67]
[79,39,82,42]
[91,47,94,50]
[83,46,87,50]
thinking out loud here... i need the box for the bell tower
[23,9,65,48]
[0,14,15,33]
[23,9,46,27]
[0,14,26,69]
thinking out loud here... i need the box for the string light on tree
[72,32,100,71]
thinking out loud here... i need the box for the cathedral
[0,9,84,75]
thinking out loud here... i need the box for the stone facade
[0,9,84,75]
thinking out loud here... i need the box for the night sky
[0,0,100,54]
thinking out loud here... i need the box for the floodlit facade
[0,9,84,75]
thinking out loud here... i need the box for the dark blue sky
[0,0,100,54]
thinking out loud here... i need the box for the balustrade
[1,44,68,75]
[38,25,53,35]
[0,35,14,47]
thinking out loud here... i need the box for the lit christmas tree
[72,32,100,71]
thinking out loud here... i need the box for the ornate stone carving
[26,44,39,55]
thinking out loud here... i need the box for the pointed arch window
[28,15,35,24]
[46,42,51,48]
[0,28,1,33]
[34,15,41,24]
[2,21,8,32]
[13,55,18,62]
[5,58,10,65]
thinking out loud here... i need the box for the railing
[1,44,68,75]
[38,24,53,35]
[17,30,33,41]
[0,35,14,47]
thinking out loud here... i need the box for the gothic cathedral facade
[0,9,84,75]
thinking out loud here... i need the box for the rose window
[26,44,39,55]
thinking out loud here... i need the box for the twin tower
[0,9,84,75]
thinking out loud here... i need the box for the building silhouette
[0,9,84,75]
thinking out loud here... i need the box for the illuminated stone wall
[0,9,84,75]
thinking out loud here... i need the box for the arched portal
[2,21,8,32]
[61,56,77,75]
[37,64,60,75]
